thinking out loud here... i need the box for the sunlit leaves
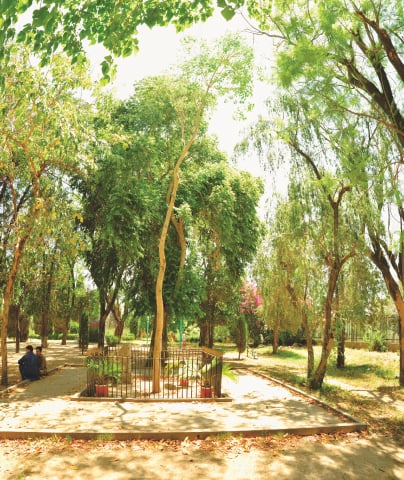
[1,0,244,81]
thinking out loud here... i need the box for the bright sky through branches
[87,10,277,191]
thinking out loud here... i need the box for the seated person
[18,345,40,381]
[35,346,47,376]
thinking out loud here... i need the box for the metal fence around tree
[85,345,223,400]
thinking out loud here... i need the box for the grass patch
[274,349,306,360]
[223,343,403,440]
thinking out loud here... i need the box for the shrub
[214,325,231,343]
[69,321,79,334]
[364,327,387,352]
[186,324,200,343]
[121,332,135,342]
[105,334,119,347]
[278,328,306,346]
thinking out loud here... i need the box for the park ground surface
[0,340,403,480]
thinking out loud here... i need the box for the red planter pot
[95,385,109,397]
[200,386,213,398]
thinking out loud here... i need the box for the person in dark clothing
[35,346,47,376]
[18,345,40,381]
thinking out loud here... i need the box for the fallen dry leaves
[0,430,368,461]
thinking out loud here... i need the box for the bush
[186,325,200,343]
[29,330,41,340]
[278,328,306,346]
[364,327,387,352]
[69,321,79,334]
[214,325,231,343]
[105,334,119,347]
[121,332,135,342]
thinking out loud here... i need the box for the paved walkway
[0,365,366,440]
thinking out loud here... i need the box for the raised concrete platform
[0,365,366,440]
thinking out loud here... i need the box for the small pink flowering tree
[240,281,264,347]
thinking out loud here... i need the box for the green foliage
[79,312,89,350]
[364,326,387,353]
[214,325,231,343]
[1,0,237,82]
[232,316,248,356]
[69,321,79,334]
[185,324,200,343]
[87,357,123,385]
[278,329,306,347]
[105,334,119,347]
[121,332,135,342]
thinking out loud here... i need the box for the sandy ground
[0,340,403,480]
[0,432,402,480]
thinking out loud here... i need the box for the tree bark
[1,237,27,385]
[337,327,345,369]
[40,253,55,348]
[301,310,314,379]
[309,266,339,389]
[199,317,214,348]
[369,240,404,386]
[97,278,121,348]
[272,314,279,354]
[153,120,201,392]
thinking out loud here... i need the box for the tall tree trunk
[149,310,169,360]
[369,241,404,386]
[171,213,186,290]
[335,285,345,368]
[1,237,27,385]
[40,311,49,348]
[111,302,126,341]
[302,310,314,379]
[337,327,345,369]
[60,309,71,346]
[62,260,75,346]
[309,267,339,389]
[272,313,279,354]
[15,305,20,354]
[97,280,121,349]
[41,254,55,348]
[153,105,202,392]
[199,317,214,348]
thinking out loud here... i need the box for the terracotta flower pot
[200,386,213,398]
[95,385,109,397]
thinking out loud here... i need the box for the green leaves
[221,6,236,20]
[1,0,226,83]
